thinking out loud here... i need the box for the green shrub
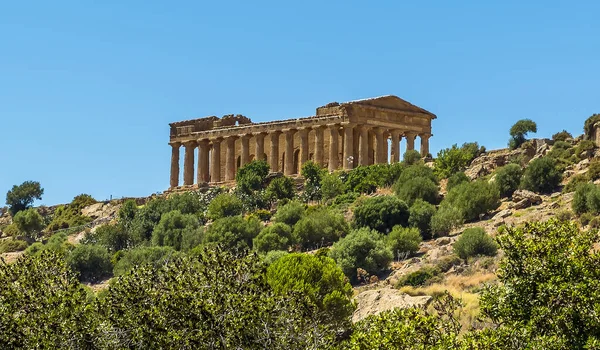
[394,177,439,206]
[403,150,422,165]
[430,206,463,237]
[267,253,354,323]
[46,194,96,231]
[396,266,440,287]
[113,246,180,276]
[332,192,360,207]
[590,217,600,229]
[207,193,243,220]
[293,208,348,250]
[508,119,537,149]
[575,140,596,158]
[321,172,345,202]
[151,210,202,251]
[265,176,295,203]
[252,209,272,221]
[235,160,270,194]
[262,250,289,265]
[563,173,589,193]
[447,172,469,192]
[443,180,500,222]
[67,244,113,283]
[273,200,305,227]
[344,166,380,194]
[253,223,293,253]
[494,164,523,197]
[352,196,409,233]
[434,142,483,179]
[579,212,594,226]
[329,227,393,283]
[408,199,436,239]
[12,208,45,241]
[301,160,326,201]
[453,228,498,260]
[80,224,131,253]
[588,160,600,181]
[203,215,262,250]
[552,130,573,141]
[555,210,573,222]
[435,254,462,272]
[386,226,422,259]
[0,239,28,253]
[572,183,600,215]
[520,157,562,194]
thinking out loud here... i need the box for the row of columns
[169,123,431,188]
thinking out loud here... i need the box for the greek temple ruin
[168,95,436,189]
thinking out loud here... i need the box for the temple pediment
[343,95,436,119]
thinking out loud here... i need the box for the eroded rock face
[352,288,432,323]
[511,190,542,208]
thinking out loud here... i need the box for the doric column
[197,140,210,184]
[420,133,431,157]
[183,141,196,186]
[328,124,339,172]
[358,125,370,166]
[169,142,181,188]
[343,124,354,170]
[390,130,401,163]
[225,136,237,181]
[314,126,325,166]
[210,138,222,183]
[298,128,309,169]
[284,129,295,176]
[240,134,250,166]
[254,132,266,161]
[373,127,385,164]
[383,131,389,164]
[269,131,281,172]
[405,132,417,152]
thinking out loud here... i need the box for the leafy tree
[151,210,202,251]
[453,227,497,260]
[403,150,422,165]
[329,227,392,283]
[430,206,464,237]
[509,119,537,149]
[446,172,469,192]
[480,220,600,348]
[386,226,422,259]
[395,177,439,205]
[572,183,600,215]
[408,199,436,239]
[267,253,354,324]
[203,215,262,250]
[552,130,573,141]
[67,244,113,283]
[253,222,293,253]
[81,223,131,253]
[352,196,409,233]
[272,200,305,227]
[520,157,562,193]
[112,246,181,276]
[434,143,480,179]
[292,208,348,250]
[321,172,345,202]
[12,208,44,241]
[262,250,289,265]
[494,163,523,197]
[5,180,43,215]
[25,232,73,257]
[235,160,270,194]
[397,164,438,185]
[265,176,295,202]
[443,180,500,222]
[207,193,243,220]
[118,199,138,228]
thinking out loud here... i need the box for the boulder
[511,190,542,208]
[493,209,512,220]
[352,288,432,323]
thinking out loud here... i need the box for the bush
[67,244,113,283]
[408,199,436,239]
[430,206,464,237]
[113,246,181,276]
[352,196,409,233]
[12,208,45,241]
[5,180,44,215]
[435,254,462,272]
[265,176,295,202]
[494,164,523,197]
[80,224,131,253]
[552,130,573,141]
[329,227,393,283]
[301,160,326,201]
[588,160,600,181]
[252,209,272,221]
[572,183,600,215]
[434,143,482,179]
[332,192,360,207]
[446,172,469,192]
[521,157,562,194]
[394,177,439,206]
[46,194,96,232]
[579,212,594,226]
[590,217,600,229]
[267,253,354,324]
[403,150,422,165]
[556,210,573,222]
[386,226,422,259]
[575,140,596,158]
[253,223,293,253]
[207,193,243,220]
[0,239,28,253]
[293,208,348,250]
[509,119,537,149]
[396,266,440,287]
[25,232,72,257]
[203,215,262,250]
[273,200,305,227]
[151,210,202,251]
[453,228,498,260]
[563,173,589,193]
[235,160,270,194]
[443,180,500,222]
[321,172,345,202]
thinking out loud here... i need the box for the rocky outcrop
[510,190,542,209]
[352,288,432,323]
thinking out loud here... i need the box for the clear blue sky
[1,1,599,206]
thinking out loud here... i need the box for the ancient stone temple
[168,95,436,189]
